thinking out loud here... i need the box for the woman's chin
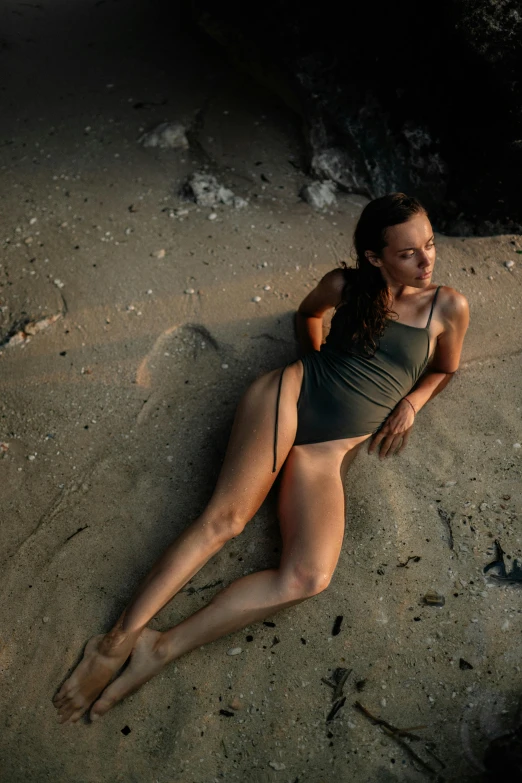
[414,275,433,287]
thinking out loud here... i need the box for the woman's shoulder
[314,266,355,304]
[436,285,470,327]
[298,266,355,316]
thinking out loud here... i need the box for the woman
[53,193,469,724]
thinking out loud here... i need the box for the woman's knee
[279,564,333,601]
[201,505,248,544]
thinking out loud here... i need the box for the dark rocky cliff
[190,0,522,235]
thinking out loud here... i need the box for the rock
[300,180,337,209]
[192,2,522,234]
[514,443,521,449]
[184,288,195,295]
[2,314,62,349]
[138,122,189,150]
[268,761,286,771]
[310,138,365,192]
[227,647,242,656]
[182,172,248,209]
[152,249,166,259]
[229,697,243,710]
[208,212,217,220]
[423,591,445,607]
[505,260,515,269]
[252,296,261,303]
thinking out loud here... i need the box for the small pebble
[252,296,261,303]
[263,285,271,291]
[146,289,153,295]
[54,279,64,288]
[504,260,515,269]
[208,212,217,221]
[221,363,229,369]
[423,591,445,607]
[184,288,195,295]
[29,217,37,225]
[444,480,457,487]
[229,697,243,711]
[268,761,286,771]
[513,443,521,449]
[152,249,166,259]
[227,647,242,656]
[28,454,36,461]
[42,616,50,623]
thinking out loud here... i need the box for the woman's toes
[57,706,75,724]
[67,708,87,724]
[90,675,132,719]
[53,684,70,703]
[89,695,114,720]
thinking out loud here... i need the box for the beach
[1,2,521,781]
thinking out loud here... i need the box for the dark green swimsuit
[272,286,441,471]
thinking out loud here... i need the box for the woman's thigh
[204,360,304,526]
[276,440,363,586]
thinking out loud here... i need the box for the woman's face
[366,212,436,288]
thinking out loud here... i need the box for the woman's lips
[418,270,432,279]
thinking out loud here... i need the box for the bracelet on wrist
[403,397,417,416]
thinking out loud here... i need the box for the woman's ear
[364,250,382,268]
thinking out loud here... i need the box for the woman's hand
[368,398,416,459]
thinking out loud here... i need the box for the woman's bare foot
[89,628,168,720]
[53,627,136,724]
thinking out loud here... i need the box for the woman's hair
[341,192,427,354]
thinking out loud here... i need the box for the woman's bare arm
[369,287,469,458]
[404,287,470,413]
[295,268,347,353]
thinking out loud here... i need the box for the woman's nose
[418,251,430,267]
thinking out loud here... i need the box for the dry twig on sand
[354,701,442,779]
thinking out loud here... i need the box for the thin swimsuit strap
[426,285,442,329]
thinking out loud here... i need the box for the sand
[1,2,521,782]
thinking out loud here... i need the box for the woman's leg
[54,363,303,724]
[85,438,365,720]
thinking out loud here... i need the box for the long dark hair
[341,192,427,354]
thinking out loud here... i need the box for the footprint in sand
[135,322,229,427]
